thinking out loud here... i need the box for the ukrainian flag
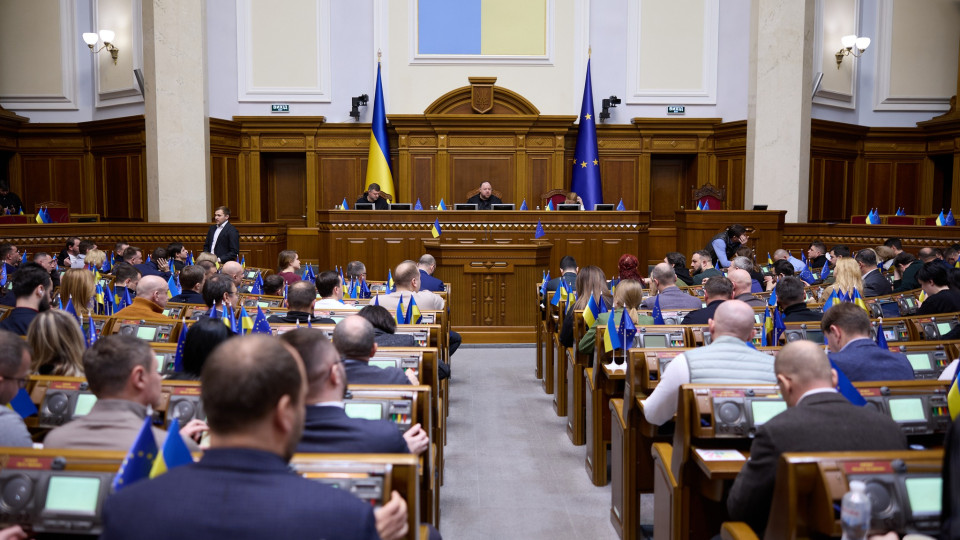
[365,61,395,201]
[936,210,946,226]
[149,418,194,478]
[406,296,422,324]
[583,294,599,327]
[167,274,181,298]
[918,290,928,304]
[396,298,407,324]
[822,289,841,312]
[949,367,960,420]
[430,219,442,238]
[603,309,622,353]
[762,306,773,347]
[545,200,554,211]
[239,306,254,334]
[438,199,447,211]
[34,211,43,224]
[852,288,869,313]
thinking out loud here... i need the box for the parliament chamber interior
[1,0,960,539]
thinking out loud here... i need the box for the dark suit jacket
[781,302,822,323]
[203,221,240,263]
[466,193,503,210]
[0,307,38,336]
[297,405,408,454]
[267,311,334,325]
[893,260,922,292]
[916,288,960,316]
[134,261,171,280]
[169,290,205,305]
[828,338,914,381]
[692,267,722,285]
[681,299,725,325]
[343,358,411,385]
[545,272,577,293]
[862,269,893,297]
[356,194,389,209]
[373,329,417,347]
[418,269,445,292]
[727,392,907,536]
[101,447,379,540]
[809,254,828,271]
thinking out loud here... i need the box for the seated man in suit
[821,302,913,381]
[100,334,389,540]
[681,276,732,324]
[642,300,777,425]
[640,263,703,310]
[776,276,822,323]
[262,274,285,297]
[44,335,203,451]
[356,182,390,209]
[763,259,796,292]
[32,252,60,289]
[856,248,893,297]
[333,316,417,385]
[283,329,427,455]
[545,256,577,292]
[417,254,445,292]
[728,268,764,307]
[891,251,922,292]
[314,270,361,311]
[113,275,169,320]
[690,249,722,285]
[121,246,143,266]
[221,261,244,289]
[727,340,908,537]
[378,260,462,357]
[202,205,240,264]
[465,181,502,210]
[0,263,51,336]
[169,265,206,305]
[134,247,171,280]
[0,330,34,447]
[267,280,334,325]
[346,260,367,282]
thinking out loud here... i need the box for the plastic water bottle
[840,480,871,540]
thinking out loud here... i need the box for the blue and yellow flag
[936,210,946,226]
[948,364,960,420]
[112,417,158,492]
[34,210,43,224]
[341,197,349,210]
[149,418,194,478]
[822,289,841,312]
[438,199,447,211]
[406,296,422,324]
[603,309,622,353]
[852,288,868,313]
[167,274,181,298]
[396,298,407,324]
[387,270,395,292]
[571,58,602,211]
[545,200,554,211]
[583,294,599,327]
[761,307,772,347]
[866,208,881,225]
[0,265,6,287]
[430,219,442,238]
[767,252,774,266]
[696,200,703,211]
[550,280,564,307]
[365,61,395,201]
[239,306,253,334]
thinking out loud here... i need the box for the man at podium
[466,181,502,210]
[356,183,389,210]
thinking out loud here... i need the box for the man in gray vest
[641,300,776,425]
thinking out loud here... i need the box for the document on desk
[695,449,746,461]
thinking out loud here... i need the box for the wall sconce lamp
[82,30,119,65]
[835,34,870,68]
[599,95,620,123]
[349,94,369,121]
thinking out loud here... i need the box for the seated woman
[819,258,864,301]
[167,317,235,380]
[195,251,218,265]
[579,279,653,356]
[85,249,107,273]
[59,268,96,318]
[357,305,416,347]
[559,266,614,348]
[276,250,302,286]
[611,253,643,290]
[27,310,85,376]
[916,262,960,316]
[564,191,584,210]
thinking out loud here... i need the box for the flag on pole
[252,307,272,334]
[396,298,407,324]
[545,200,554,211]
[520,199,528,210]
[173,324,187,371]
[831,360,867,406]
[652,294,664,325]
[616,199,625,211]
[876,320,888,349]
[948,364,960,420]
[239,306,254,334]
[438,199,447,211]
[703,201,710,210]
[535,219,545,239]
[112,417,158,492]
[430,219,442,238]
[618,308,637,348]
[947,209,956,226]
[8,389,37,418]
[365,60,395,201]
[167,274,181,298]
[936,210,946,226]
[603,308,622,353]
[571,57,602,211]
[583,294,599,328]
[148,418,194,478]
[406,296,422,324]
[761,307,772,347]
[85,313,98,348]
[696,201,703,211]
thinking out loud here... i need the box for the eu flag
[830,359,867,406]
[534,219,545,239]
[252,307,272,335]
[571,58,602,211]
[112,416,158,492]
[173,324,187,371]
[652,295,664,325]
[876,320,888,349]
[365,61,395,201]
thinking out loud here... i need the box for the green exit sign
[667,106,685,114]
[271,104,290,113]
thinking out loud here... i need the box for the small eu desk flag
[535,219,545,239]
[571,58,602,211]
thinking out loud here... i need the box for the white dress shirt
[211,220,228,254]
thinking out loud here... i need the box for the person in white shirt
[314,270,361,311]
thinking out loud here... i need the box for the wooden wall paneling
[450,154,515,203]
[319,157,360,210]
[894,161,922,214]
[713,120,747,210]
[53,157,83,212]
[864,161,894,213]
[83,116,146,220]
[210,118,242,222]
[782,222,960,255]
[527,155,552,207]
[595,125,642,210]
[412,155,435,206]
[21,157,53,205]
[862,128,928,215]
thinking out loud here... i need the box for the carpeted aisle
[439,345,622,540]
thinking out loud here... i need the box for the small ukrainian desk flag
[430,219,442,238]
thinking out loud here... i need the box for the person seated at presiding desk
[641,300,777,425]
[579,279,651,356]
[333,316,417,385]
[705,224,749,269]
[916,261,960,316]
[559,266,615,348]
[356,182,390,209]
[417,254,445,292]
[43,335,204,451]
[822,303,914,382]
[856,248,894,297]
[728,268,764,307]
[681,276,733,325]
[0,263,52,336]
[0,181,23,215]
[0,330,35,447]
[168,265,206,305]
[776,276,822,323]
[113,275,169,320]
[545,256,578,293]
[564,191,584,210]
[465,181,502,210]
[640,263,702,310]
[314,270,361,311]
[358,305,417,348]
[100,335,386,540]
[267,280,334,325]
[690,250,722,285]
[726,340,908,537]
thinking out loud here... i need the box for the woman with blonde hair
[27,310,85,376]
[819,258,864,301]
[277,250,302,286]
[579,279,654,356]
[559,266,613,348]
[84,249,106,271]
[59,268,95,317]
[196,252,218,265]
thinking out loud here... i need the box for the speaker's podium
[423,239,551,343]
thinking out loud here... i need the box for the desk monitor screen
[454,203,478,210]
[491,203,515,211]
[804,329,825,344]
[243,270,258,279]
[642,334,668,348]
[903,297,917,310]
[556,204,580,211]
[905,477,942,516]
[136,326,158,340]
[389,203,412,210]
[594,204,615,211]
[44,476,101,515]
[369,359,399,370]
[936,322,955,335]
[751,400,787,426]
[906,353,933,372]
[74,394,98,416]
[156,354,166,372]
[888,398,926,423]
[344,402,383,421]
[879,301,901,318]
[354,203,375,210]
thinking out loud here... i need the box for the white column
[141,0,210,222]
[745,0,815,223]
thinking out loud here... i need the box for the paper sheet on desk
[695,449,746,461]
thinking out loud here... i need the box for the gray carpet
[439,346,622,540]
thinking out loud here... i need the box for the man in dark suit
[856,248,893,297]
[776,276,822,323]
[681,276,732,324]
[281,329,428,456]
[417,254,445,292]
[727,340,908,537]
[821,303,914,382]
[333,316,416,385]
[356,182,390,209]
[465,181,502,210]
[202,206,240,264]
[544,256,577,292]
[100,335,393,540]
[134,247,171,280]
[169,265,205,304]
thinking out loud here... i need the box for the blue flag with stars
[535,219,545,239]
[616,199,625,211]
[252,306,272,334]
[520,199,528,210]
[571,58,602,211]
[112,416,158,492]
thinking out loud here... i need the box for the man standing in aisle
[203,206,240,264]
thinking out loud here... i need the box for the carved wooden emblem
[469,77,497,114]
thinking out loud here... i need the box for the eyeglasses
[3,376,27,389]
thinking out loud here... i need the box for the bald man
[728,268,764,307]
[727,341,907,536]
[642,300,776,425]
[465,181,502,210]
[640,263,702,310]
[773,248,805,273]
[113,275,169,320]
[221,261,244,288]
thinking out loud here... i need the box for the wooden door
[263,153,306,226]
[649,156,695,223]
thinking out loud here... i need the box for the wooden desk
[585,359,626,486]
[675,210,785,267]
